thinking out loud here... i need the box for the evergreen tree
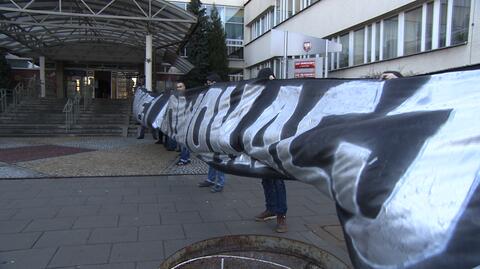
[0,51,13,89]
[184,0,210,87]
[207,5,229,81]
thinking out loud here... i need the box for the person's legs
[177,146,191,165]
[273,179,288,233]
[255,178,276,221]
[211,170,225,192]
[137,126,145,139]
[198,166,215,187]
[273,179,287,215]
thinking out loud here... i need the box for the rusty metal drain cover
[160,235,350,269]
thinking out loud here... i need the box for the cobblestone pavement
[0,136,352,268]
[0,175,352,269]
[0,137,208,179]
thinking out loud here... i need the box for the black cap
[206,73,221,83]
[257,68,275,79]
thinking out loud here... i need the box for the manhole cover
[160,235,350,269]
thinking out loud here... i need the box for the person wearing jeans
[177,146,190,165]
[255,178,288,233]
[198,167,225,193]
[197,73,227,193]
[253,68,288,233]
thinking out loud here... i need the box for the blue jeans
[262,178,287,215]
[180,146,190,162]
[166,137,177,150]
[207,166,225,187]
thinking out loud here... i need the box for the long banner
[133,70,480,269]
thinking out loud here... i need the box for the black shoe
[210,185,223,193]
[137,136,144,139]
[198,180,215,187]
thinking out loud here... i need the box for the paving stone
[199,208,242,222]
[0,247,56,269]
[47,197,87,206]
[24,217,76,232]
[324,225,346,242]
[73,215,118,229]
[7,198,50,208]
[57,205,100,217]
[119,214,160,227]
[301,214,341,226]
[0,166,46,179]
[86,195,123,205]
[283,204,317,217]
[56,263,136,269]
[48,244,111,268]
[110,241,164,262]
[0,220,30,233]
[138,225,185,241]
[135,260,164,269]
[156,194,192,203]
[160,211,202,225]
[12,207,60,220]
[182,222,229,239]
[163,238,199,258]
[122,195,157,204]
[89,227,138,243]
[174,201,213,212]
[34,229,91,248]
[0,233,41,251]
[98,204,138,215]
[138,203,175,214]
[224,220,274,235]
[0,209,17,220]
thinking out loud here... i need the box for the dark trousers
[262,178,287,215]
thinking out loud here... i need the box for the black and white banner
[133,70,480,269]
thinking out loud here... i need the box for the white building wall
[244,0,275,25]
[244,0,479,79]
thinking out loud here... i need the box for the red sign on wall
[294,61,316,69]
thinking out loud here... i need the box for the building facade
[168,0,245,81]
[243,0,479,79]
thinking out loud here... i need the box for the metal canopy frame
[0,0,196,64]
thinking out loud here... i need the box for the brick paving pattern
[0,137,352,268]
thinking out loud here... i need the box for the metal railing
[0,88,7,113]
[63,92,81,132]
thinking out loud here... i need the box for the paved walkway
[0,137,352,269]
[0,137,208,178]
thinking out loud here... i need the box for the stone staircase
[0,98,136,137]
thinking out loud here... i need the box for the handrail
[0,88,7,113]
[63,98,73,132]
[63,92,82,132]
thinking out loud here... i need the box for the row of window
[331,0,471,69]
[171,1,244,40]
[275,0,319,24]
[249,0,319,41]
[250,9,275,40]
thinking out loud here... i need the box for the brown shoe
[255,210,276,222]
[276,215,288,233]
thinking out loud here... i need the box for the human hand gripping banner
[133,70,480,269]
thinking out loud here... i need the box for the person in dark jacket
[253,68,288,233]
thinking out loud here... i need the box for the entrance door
[95,71,111,98]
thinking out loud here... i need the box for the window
[366,25,372,63]
[339,34,349,68]
[375,22,381,61]
[451,0,470,45]
[425,2,434,50]
[354,28,365,65]
[249,9,274,40]
[226,7,243,23]
[439,0,448,48]
[383,16,398,60]
[327,0,471,70]
[226,24,243,40]
[404,7,422,55]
